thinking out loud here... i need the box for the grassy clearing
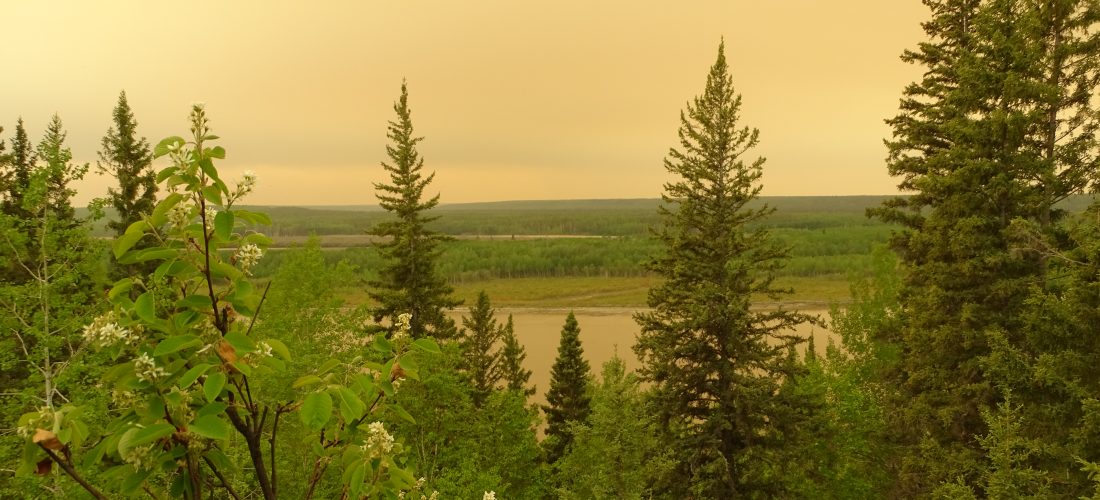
[336,274,852,309]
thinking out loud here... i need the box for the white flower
[82,313,138,348]
[203,206,217,231]
[134,353,168,383]
[361,421,395,459]
[235,170,257,197]
[168,201,192,228]
[236,243,264,275]
[393,313,412,340]
[483,491,496,500]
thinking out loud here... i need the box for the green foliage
[368,81,460,339]
[541,312,592,464]
[554,354,673,499]
[633,41,816,497]
[98,91,157,280]
[1,118,35,221]
[14,105,436,499]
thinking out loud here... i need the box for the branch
[38,445,108,500]
[202,455,242,500]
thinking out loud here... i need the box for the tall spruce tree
[542,312,591,464]
[459,290,504,407]
[633,42,814,497]
[99,91,156,238]
[499,315,534,397]
[872,0,1100,494]
[368,81,459,339]
[2,118,34,220]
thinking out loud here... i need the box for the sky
[4,1,929,206]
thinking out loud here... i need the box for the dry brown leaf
[216,340,238,364]
[35,457,52,476]
[32,428,64,451]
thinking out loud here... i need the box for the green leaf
[348,461,366,496]
[121,247,178,264]
[316,358,342,376]
[155,260,197,282]
[211,261,243,280]
[235,209,273,226]
[300,392,332,432]
[153,335,201,357]
[224,331,256,354]
[178,364,212,389]
[293,375,324,389]
[202,185,224,207]
[372,335,394,354]
[108,278,134,301]
[118,422,175,454]
[150,192,184,226]
[197,402,228,418]
[189,414,230,440]
[134,292,156,323]
[178,294,212,311]
[411,338,441,354]
[264,338,291,361]
[198,158,221,184]
[113,220,147,258]
[155,165,179,183]
[334,386,366,422]
[204,372,226,403]
[154,136,185,158]
[208,145,226,159]
[390,404,415,424]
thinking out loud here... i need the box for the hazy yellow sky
[5,1,928,206]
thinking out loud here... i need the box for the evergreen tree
[1,118,34,219]
[35,115,82,225]
[98,90,156,238]
[368,81,460,339]
[499,315,534,397]
[541,312,591,463]
[872,1,1100,494]
[459,290,504,407]
[633,41,814,497]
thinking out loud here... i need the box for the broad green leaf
[155,165,179,183]
[390,404,415,424]
[210,261,243,280]
[150,192,184,226]
[197,402,228,418]
[208,145,226,159]
[134,292,156,323]
[265,338,291,361]
[204,372,226,402]
[108,278,134,301]
[202,185,223,206]
[293,375,323,389]
[316,358,342,376]
[334,386,365,422]
[235,209,273,226]
[198,158,221,185]
[372,335,394,354]
[113,220,147,258]
[121,247,178,264]
[121,468,155,495]
[118,422,175,454]
[411,338,441,354]
[189,414,230,440]
[224,331,256,354]
[177,363,213,389]
[153,335,200,357]
[178,294,212,311]
[348,462,366,497]
[154,136,185,158]
[300,392,332,432]
[156,260,197,282]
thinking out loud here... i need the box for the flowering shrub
[17,104,439,499]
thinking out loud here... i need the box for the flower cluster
[484,492,496,500]
[235,243,263,275]
[234,170,257,199]
[82,313,138,348]
[393,313,412,340]
[134,353,168,383]
[15,407,53,439]
[399,477,439,500]
[168,201,193,228]
[203,205,217,232]
[121,442,156,471]
[361,421,395,459]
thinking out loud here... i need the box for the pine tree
[368,81,460,339]
[459,290,504,407]
[633,41,814,497]
[35,115,83,226]
[499,315,534,397]
[99,90,156,238]
[541,312,591,463]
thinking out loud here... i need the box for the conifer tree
[98,91,156,238]
[633,42,814,497]
[368,81,460,339]
[2,118,34,219]
[541,312,591,463]
[459,290,504,407]
[872,1,1100,494]
[499,315,534,397]
[36,115,82,225]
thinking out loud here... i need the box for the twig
[202,455,242,500]
[38,445,108,500]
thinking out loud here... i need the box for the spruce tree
[2,118,35,219]
[35,115,82,226]
[633,41,814,497]
[541,312,591,463]
[872,1,1100,494]
[499,315,534,397]
[99,90,156,238]
[459,290,504,407]
[368,81,460,339]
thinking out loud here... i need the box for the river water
[447,307,833,405]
